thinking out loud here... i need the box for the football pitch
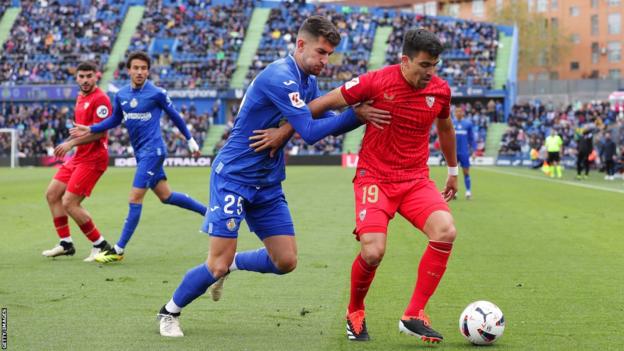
[1,166,622,350]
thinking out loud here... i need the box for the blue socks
[163,191,207,216]
[172,263,217,308]
[464,174,471,192]
[117,203,142,249]
[235,248,284,275]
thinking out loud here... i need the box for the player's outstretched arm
[437,116,458,201]
[158,91,201,156]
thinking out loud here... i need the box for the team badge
[288,92,305,108]
[226,218,237,232]
[83,102,90,109]
[96,105,109,118]
[426,96,435,108]
[359,209,367,221]
[130,98,138,108]
[345,77,360,90]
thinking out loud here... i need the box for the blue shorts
[458,153,471,169]
[133,155,167,189]
[202,172,295,240]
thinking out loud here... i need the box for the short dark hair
[76,61,97,72]
[126,51,151,69]
[298,15,341,47]
[402,28,444,59]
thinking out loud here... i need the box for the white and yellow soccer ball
[459,300,505,345]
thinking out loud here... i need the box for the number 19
[362,185,379,204]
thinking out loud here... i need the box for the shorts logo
[359,209,367,221]
[288,92,305,108]
[226,218,237,231]
[426,96,435,108]
[345,77,360,90]
[96,105,109,118]
[130,98,138,108]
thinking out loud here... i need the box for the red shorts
[54,160,106,197]
[353,176,450,239]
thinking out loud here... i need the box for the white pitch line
[479,167,624,194]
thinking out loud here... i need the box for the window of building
[528,0,535,12]
[591,0,599,8]
[570,62,580,70]
[609,69,621,79]
[591,15,599,35]
[425,1,437,16]
[571,34,580,44]
[608,14,621,34]
[608,41,621,62]
[550,71,559,80]
[448,4,460,17]
[414,4,424,14]
[551,0,558,9]
[569,6,579,16]
[537,0,548,12]
[591,42,600,64]
[551,17,558,31]
[496,0,504,12]
[472,0,485,17]
[608,0,620,6]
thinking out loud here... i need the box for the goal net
[0,128,18,168]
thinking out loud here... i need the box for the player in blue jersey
[70,51,207,262]
[453,107,476,199]
[155,16,390,337]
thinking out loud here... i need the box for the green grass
[1,166,622,350]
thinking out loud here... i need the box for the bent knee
[274,256,297,273]
[207,263,230,278]
[61,195,78,211]
[431,224,457,243]
[360,247,385,266]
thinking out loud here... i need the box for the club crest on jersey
[130,98,138,108]
[288,92,305,108]
[96,105,109,118]
[426,96,435,108]
[226,218,237,232]
[83,102,90,109]
[359,209,367,221]
[345,77,360,90]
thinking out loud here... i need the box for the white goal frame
[0,128,18,168]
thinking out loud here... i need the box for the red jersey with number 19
[340,65,451,182]
[73,87,112,168]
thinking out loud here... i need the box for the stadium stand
[112,0,254,90]
[0,0,126,84]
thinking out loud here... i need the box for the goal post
[0,128,18,168]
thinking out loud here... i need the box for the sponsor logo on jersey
[345,77,360,90]
[288,92,305,108]
[283,80,296,86]
[122,111,152,121]
[96,105,109,118]
[226,218,237,231]
[426,96,435,108]
[83,102,90,109]
[210,206,220,212]
[121,101,128,106]
[130,98,138,108]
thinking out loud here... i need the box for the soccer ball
[459,300,505,345]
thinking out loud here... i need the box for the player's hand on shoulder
[354,100,391,129]
[69,123,90,138]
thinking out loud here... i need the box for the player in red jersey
[252,28,456,343]
[42,61,114,262]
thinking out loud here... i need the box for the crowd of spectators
[0,0,124,85]
[386,14,498,90]
[499,101,624,176]
[113,0,253,89]
[0,101,211,157]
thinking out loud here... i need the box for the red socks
[79,219,101,243]
[348,254,378,313]
[53,216,70,239]
[404,241,453,317]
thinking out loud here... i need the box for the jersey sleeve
[91,94,112,123]
[156,88,192,140]
[90,94,122,133]
[339,71,375,106]
[263,74,360,145]
[312,83,336,120]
